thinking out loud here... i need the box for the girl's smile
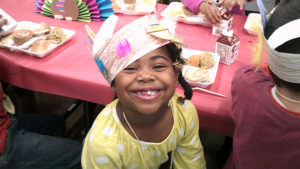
[130,87,163,101]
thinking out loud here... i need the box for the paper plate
[161,2,212,27]
[0,21,75,58]
[244,13,263,36]
[181,48,220,88]
[0,8,18,32]
[112,0,156,15]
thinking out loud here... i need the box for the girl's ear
[110,85,118,100]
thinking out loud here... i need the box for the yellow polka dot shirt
[81,93,206,169]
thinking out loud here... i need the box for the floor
[4,84,232,169]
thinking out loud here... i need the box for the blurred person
[0,17,82,169]
[182,0,254,24]
[223,0,300,168]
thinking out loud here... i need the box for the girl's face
[112,46,179,116]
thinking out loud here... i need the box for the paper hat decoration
[90,14,181,85]
[256,0,300,83]
[264,19,300,83]
[35,0,114,21]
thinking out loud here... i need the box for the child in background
[223,0,300,168]
[0,17,81,169]
[81,15,206,169]
[182,0,254,24]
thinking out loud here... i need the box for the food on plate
[186,52,214,68]
[112,3,121,10]
[247,14,262,32]
[0,18,8,26]
[166,10,183,17]
[182,6,197,16]
[126,4,136,10]
[31,38,50,53]
[248,26,262,31]
[248,26,262,32]
[184,67,210,82]
[0,34,12,45]
[199,52,214,68]
[12,29,34,45]
[177,16,186,20]
[33,22,51,37]
[124,0,136,4]
[48,27,66,44]
[187,54,201,67]
[141,0,153,5]
[249,16,261,26]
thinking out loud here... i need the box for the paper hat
[92,14,181,85]
[264,19,300,83]
[255,0,300,83]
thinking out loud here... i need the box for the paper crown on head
[263,19,300,83]
[92,14,181,85]
[255,0,300,83]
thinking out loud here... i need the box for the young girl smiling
[81,15,206,169]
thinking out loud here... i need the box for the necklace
[123,112,149,169]
[122,110,175,169]
[275,87,300,104]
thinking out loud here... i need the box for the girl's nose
[136,69,155,82]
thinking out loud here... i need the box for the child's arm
[182,0,204,13]
[182,0,221,24]
[173,101,206,169]
[199,1,221,24]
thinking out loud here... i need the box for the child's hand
[199,1,221,24]
[223,0,247,12]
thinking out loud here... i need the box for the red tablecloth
[0,0,260,136]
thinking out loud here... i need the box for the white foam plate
[160,2,212,27]
[0,21,75,58]
[113,0,156,15]
[181,48,220,88]
[244,13,263,36]
[0,8,18,32]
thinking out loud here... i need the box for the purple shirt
[223,65,300,169]
[181,0,251,15]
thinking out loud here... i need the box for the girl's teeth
[137,90,157,96]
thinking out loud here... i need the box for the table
[0,0,260,137]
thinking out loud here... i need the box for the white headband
[265,19,300,83]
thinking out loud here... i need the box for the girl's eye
[153,65,167,70]
[123,67,137,71]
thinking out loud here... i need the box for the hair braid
[165,43,193,104]
[178,71,193,103]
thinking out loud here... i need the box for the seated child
[81,15,206,169]
[223,0,300,168]
[182,0,254,24]
[0,17,81,169]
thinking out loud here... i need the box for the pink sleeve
[181,0,204,13]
